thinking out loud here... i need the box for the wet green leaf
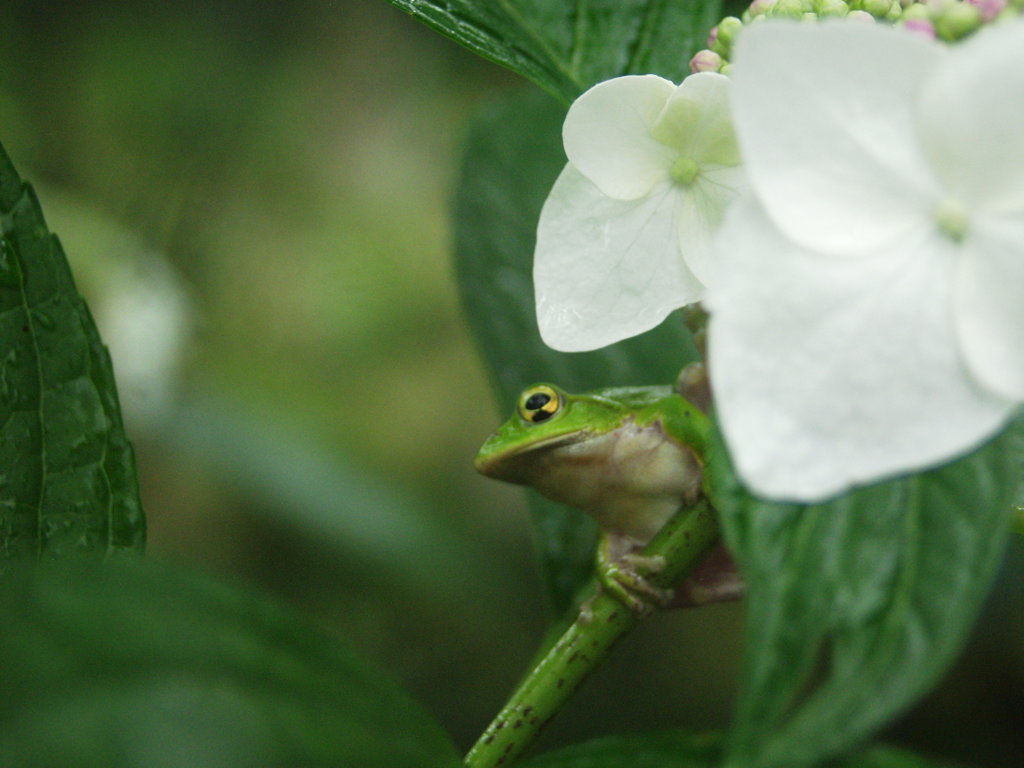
[711,420,1024,768]
[386,0,722,101]
[0,142,144,565]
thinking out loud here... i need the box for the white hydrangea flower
[705,19,1024,502]
[534,73,745,352]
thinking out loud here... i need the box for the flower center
[670,155,700,186]
[935,197,969,242]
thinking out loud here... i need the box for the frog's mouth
[474,429,594,484]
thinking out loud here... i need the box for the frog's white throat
[524,419,703,544]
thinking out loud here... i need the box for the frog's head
[474,383,627,485]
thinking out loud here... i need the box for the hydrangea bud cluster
[690,0,1023,72]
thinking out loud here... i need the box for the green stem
[463,500,720,768]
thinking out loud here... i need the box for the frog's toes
[575,595,597,625]
[598,559,674,616]
[619,553,666,574]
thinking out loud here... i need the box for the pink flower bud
[689,49,724,73]
[965,0,1008,21]
[847,9,877,21]
[903,17,937,38]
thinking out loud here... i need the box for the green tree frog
[475,368,736,610]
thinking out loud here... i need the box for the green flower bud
[902,2,932,20]
[774,0,809,18]
[863,0,891,16]
[745,0,778,21]
[924,0,956,15]
[847,8,878,20]
[816,0,851,17]
[935,1,981,38]
[717,16,744,47]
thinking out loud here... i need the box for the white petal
[651,73,740,167]
[955,213,1024,399]
[563,75,677,200]
[535,166,703,352]
[916,19,1024,212]
[730,21,941,256]
[706,196,1014,502]
[676,164,747,286]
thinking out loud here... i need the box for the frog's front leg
[595,532,675,616]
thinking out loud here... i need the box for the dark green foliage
[0,143,144,566]
[711,420,1023,768]
[518,730,964,768]
[0,561,462,768]
[520,730,723,768]
[386,0,723,101]
[0,0,1013,764]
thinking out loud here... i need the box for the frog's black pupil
[525,393,551,410]
[530,410,553,423]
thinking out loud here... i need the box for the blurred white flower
[534,73,745,352]
[705,19,1024,502]
[98,255,191,427]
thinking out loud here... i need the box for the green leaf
[711,420,1023,768]
[518,730,722,767]
[453,88,699,613]
[0,561,461,768]
[0,142,144,565]
[386,0,723,101]
[518,730,964,768]
[848,746,965,768]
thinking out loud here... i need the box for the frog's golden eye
[518,385,561,424]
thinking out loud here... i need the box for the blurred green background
[0,0,1019,764]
